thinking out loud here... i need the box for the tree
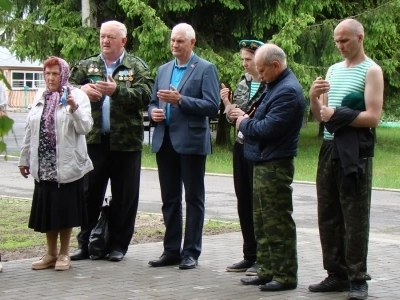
[0,0,399,145]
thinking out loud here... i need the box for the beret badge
[239,39,264,51]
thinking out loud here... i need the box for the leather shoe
[70,248,89,261]
[31,254,57,270]
[55,254,71,271]
[109,250,124,262]
[148,255,181,267]
[179,255,198,269]
[259,280,297,291]
[240,276,271,285]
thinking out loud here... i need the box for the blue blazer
[148,55,220,155]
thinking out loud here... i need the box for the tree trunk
[81,0,96,27]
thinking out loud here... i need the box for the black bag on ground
[88,197,111,260]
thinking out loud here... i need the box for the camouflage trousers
[253,158,298,284]
[317,140,372,281]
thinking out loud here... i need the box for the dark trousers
[317,140,372,281]
[253,158,298,284]
[77,134,141,255]
[232,142,257,261]
[156,129,206,259]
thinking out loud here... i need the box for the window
[11,71,45,89]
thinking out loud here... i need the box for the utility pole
[81,0,96,27]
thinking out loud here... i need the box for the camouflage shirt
[227,73,266,143]
[69,52,154,151]
[227,73,266,124]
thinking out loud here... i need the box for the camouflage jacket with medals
[69,52,154,151]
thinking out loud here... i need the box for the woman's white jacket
[19,88,94,183]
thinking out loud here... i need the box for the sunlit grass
[9,124,400,189]
[142,123,400,189]
[0,198,240,255]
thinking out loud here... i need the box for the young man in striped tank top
[308,19,384,300]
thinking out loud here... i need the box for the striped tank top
[324,58,375,140]
[250,81,261,99]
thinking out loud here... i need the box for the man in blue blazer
[148,23,220,269]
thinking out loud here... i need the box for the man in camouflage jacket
[69,20,154,262]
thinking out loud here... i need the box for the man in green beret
[220,39,265,276]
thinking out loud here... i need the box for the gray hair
[256,44,287,66]
[172,23,196,40]
[101,20,127,38]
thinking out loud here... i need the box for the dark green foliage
[0,0,399,141]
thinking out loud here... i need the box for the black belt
[35,180,66,188]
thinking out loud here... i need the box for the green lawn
[297,124,400,188]
[143,123,400,189]
[0,198,240,255]
[7,123,400,189]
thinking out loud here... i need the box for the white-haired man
[148,23,219,269]
[69,20,154,262]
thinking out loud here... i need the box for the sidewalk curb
[3,157,400,193]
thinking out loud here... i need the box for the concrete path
[1,230,399,299]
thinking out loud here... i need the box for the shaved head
[335,19,364,36]
[333,19,365,61]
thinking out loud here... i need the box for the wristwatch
[178,98,182,106]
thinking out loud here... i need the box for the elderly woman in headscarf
[18,56,93,271]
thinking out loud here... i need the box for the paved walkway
[1,227,400,299]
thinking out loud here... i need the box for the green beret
[342,92,365,111]
[239,39,264,51]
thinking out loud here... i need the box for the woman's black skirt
[29,177,87,233]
